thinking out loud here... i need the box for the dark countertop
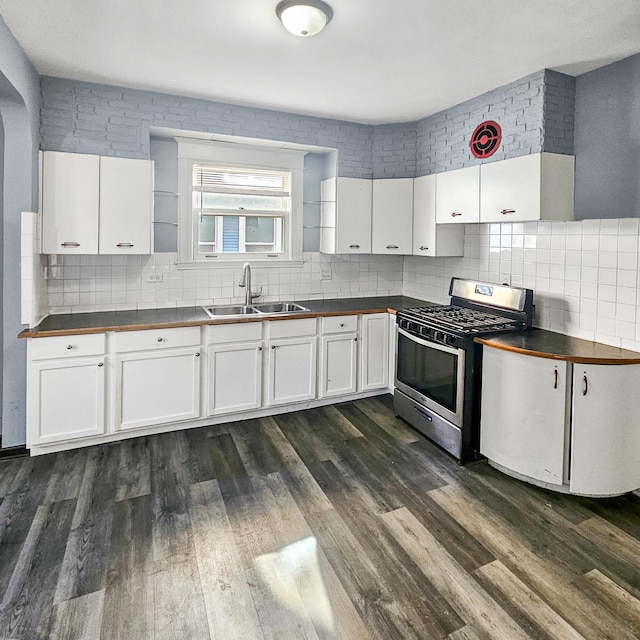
[475,328,640,364]
[19,295,432,338]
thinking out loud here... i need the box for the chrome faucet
[239,262,256,305]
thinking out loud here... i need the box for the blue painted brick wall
[41,70,575,179]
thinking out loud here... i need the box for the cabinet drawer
[321,315,358,334]
[269,317,317,339]
[208,322,263,344]
[30,333,106,360]
[115,326,201,353]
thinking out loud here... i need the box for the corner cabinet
[480,345,640,497]
[413,174,464,257]
[42,151,154,255]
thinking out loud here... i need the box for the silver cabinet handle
[258,346,263,351]
[157,337,164,342]
[98,362,104,367]
[116,243,134,247]
[61,242,80,247]
[271,345,277,349]
[501,209,516,215]
[195,352,200,358]
[419,246,429,251]
[339,323,345,328]
[451,212,462,217]
[386,245,399,249]
[354,337,358,342]
[582,375,588,396]
[349,244,360,249]
[66,345,73,350]
[554,368,558,389]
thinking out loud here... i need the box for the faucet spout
[240,262,252,306]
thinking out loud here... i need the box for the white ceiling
[2,0,640,124]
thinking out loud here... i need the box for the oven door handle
[397,327,461,356]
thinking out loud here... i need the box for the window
[177,139,304,265]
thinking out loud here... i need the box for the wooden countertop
[19,295,431,338]
[475,328,640,365]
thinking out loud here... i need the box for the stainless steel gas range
[394,278,533,462]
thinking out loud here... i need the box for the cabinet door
[335,178,372,254]
[570,364,640,496]
[29,356,106,445]
[268,337,317,406]
[371,178,413,254]
[480,348,568,486]
[413,174,464,257]
[435,165,480,224]
[320,334,358,398]
[42,151,100,254]
[99,157,154,254]
[208,342,263,415]
[116,347,200,431]
[360,313,390,391]
[480,154,541,223]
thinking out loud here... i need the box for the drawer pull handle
[61,242,80,247]
[386,245,399,249]
[339,323,345,328]
[195,352,200,358]
[98,362,104,367]
[419,246,429,251]
[451,212,462,217]
[66,345,73,350]
[554,368,558,389]
[116,242,135,248]
[582,375,588,396]
[157,337,164,342]
[501,209,516,215]
[349,244,360,249]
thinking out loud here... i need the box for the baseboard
[0,438,29,459]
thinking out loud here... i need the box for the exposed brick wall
[40,76,374,178]
[41,70,575,180]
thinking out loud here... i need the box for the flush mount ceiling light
[275,0,333,37]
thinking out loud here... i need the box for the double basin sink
[202,301,310,318]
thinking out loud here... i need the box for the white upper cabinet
[412,174,464,257]
[42,151,154,255]
[435,165,480,224]
[371,178,413,255]
[42,151,101,254]
[320,177,372,254]
[480,152,574,223]
[99,156,154,254]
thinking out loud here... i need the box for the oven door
[395,327,465,427]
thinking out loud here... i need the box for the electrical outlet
[320,266,332,281]
[500,273,511,286]
[147,274,164,283]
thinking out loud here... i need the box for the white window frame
[176,139,305,267]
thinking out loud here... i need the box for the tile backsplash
[27,217,640,352]
[404,219,640,350]
[44,252,404,314]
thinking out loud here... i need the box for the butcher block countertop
[19,296,431,338]
[476,328,640,365]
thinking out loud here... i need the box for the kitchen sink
[202,305,261,318]
[252,302,309,314]
[202,302,310,318]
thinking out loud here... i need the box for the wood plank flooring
[0,394,639,639]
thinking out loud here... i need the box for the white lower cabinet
[480,348,568,486]
[481,346,640,496]
[319,315,359,398]
[360,313,390,391]
[114,327,201,431]
[29,356,106,445]
[268,337,317,406]
[207,323,264,416]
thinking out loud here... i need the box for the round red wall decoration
[470,121,502,158]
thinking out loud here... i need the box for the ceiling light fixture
[275,0,333,37]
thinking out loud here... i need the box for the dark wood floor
[0,395,639,639]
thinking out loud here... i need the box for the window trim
[176,139,305,267]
